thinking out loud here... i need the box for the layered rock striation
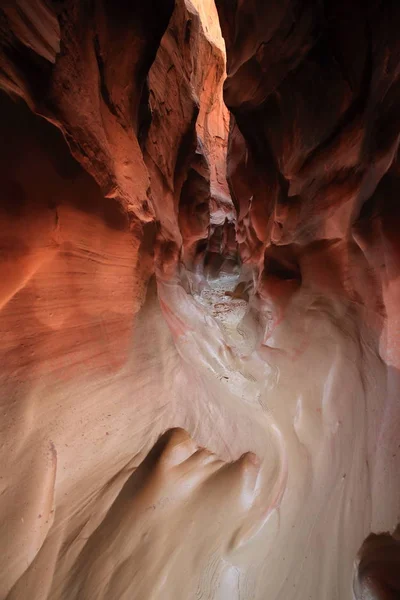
[0,1,399,599]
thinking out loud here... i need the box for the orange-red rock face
[0,1,400,599]
[215,0,400,595]
[0,93,142,373]
[216,0,400,332]
[0,2,239,598]
[145,0,232,270]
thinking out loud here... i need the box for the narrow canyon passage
[0,1,400,599]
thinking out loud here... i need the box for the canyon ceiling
[0,0,400,599]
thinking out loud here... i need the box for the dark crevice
[138,77,152,150]
[93,34,119,119]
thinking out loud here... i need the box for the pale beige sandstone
[0,1,399,600]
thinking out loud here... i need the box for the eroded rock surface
[0,1,399,599]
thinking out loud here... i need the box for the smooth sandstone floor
[0,49,398,600]
[2,244,398,598]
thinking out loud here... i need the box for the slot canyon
[1,0,400,598]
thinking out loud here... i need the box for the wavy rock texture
[0,1,399,599]
[214,0,400,597]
